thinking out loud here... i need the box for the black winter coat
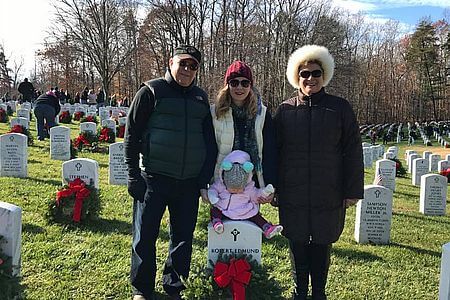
[274,89,363,244]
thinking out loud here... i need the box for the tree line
[0,0,449,123]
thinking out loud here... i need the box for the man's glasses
[228,79,251,88]
[299,69,322,78]
[179,60,199,71]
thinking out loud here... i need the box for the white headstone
[446,154,450,162]
[0,133,28,178]
[430,154,442,172]
[111,108,120,118]
[408,154,420,173]
[10,117,29,129]
[7,101,16,112]
[99,107,110,123]
[20,102,31,111]
[371,145,378,161]
[363,147,373,168]
[362,142,371,148]
[16,108,30,123]
[439,242,450,300]
[405,150,417,164]
[62,158,99,188]
[0,103,7,112]
[68,105,76,115]
[102,119,116,135]
[438,160,450,173]
[50,126,71,161]
[80,122,97,135]
[412,158,429,186]
[118,117,127,126]
[86,111,97,118]
[423,151,432,161]
[388,146,398,158]
[355,185,393,244]
[0,201,22,275]
[383,152,394,160]
[375,159,396,191]
[109,142,128,185]
[207,220,262,265]
[420,174,447,215]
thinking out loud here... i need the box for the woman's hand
[257,193,274,204]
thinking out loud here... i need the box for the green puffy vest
[141,79,209,179]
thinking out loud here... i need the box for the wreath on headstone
[46,178,100,224]
[72,131,99,152]
[59,111,72,124]
[440,168,450,183]
[73,111,85,121]
[0,235,22,299]
[388,158,406,177]
[8,125,34,146]
[80,115,97,124]
[0,108,8,123]
[98,126,115,143]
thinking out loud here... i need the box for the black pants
[290,241,331,300]
[130,173,200,298]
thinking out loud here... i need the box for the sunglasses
[228,79,251,88]
[179,60,199,71]
[299,69,322,78]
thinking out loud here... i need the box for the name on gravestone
[0,201,22,276]
[62,158,99,189]
[355,185,393,244]
[207,220,262,265]
[420,174,447,216]
[109,142,128,185]
[0,133,28,178]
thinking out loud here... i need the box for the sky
[0,0,448,78]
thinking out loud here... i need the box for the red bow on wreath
[56,178,91,222]
[213,258,252,300]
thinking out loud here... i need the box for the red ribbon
[213,258,252,300]
[56,178,91,222]
[9,125,24,134]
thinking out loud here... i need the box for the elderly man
[125,45,217,300]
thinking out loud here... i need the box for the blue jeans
[34,104,56,140]
[130,172,200,298]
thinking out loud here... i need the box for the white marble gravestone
[208,220,262,265]
[362,142,371,148]
[439,160,450,173]
[10,117,29,129]
[99,107,110,123]
[109,142,128,185]
[408,154,420,173]
[363,147,373,168]
[383,152,394,160]
[440,242,450,300]
[423,151,432,161]
[405,150,417,164]
[80,122,97,135]
[0,133,28,178]
[375,159,396,191]
[420,174,447,215]
[20,102,31,111]
[355,185,393,244]
[118,117,127,126]
[102,119,116,135]
[7,101,16,113]
[388,146,398,158]
[86,111,97,118]
[430,154,442,172]
[50,126,71,161]
[74,106,87,115]
[371,145,379,161]
[0,103,7,112]
[412,158,429,186]
[16,108,30,123]
[0,201,22,275]
[62,158,99,188]
[446,154,450,162]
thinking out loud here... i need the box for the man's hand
[257,193,274,204]
[200,189,210,204]
[344,198,360,208]
[127,174,146,202]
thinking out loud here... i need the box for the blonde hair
[215,86,257,119]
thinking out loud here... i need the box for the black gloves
[127,173,147,202]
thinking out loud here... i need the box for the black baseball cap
[173,44,201,64]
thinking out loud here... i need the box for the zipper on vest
[180,95,188,177]
[307,96,312,240]
[226,194,232,210]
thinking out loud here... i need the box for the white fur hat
[286,45,335,89]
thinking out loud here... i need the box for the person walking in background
[96,87,105,108]
[124,44,217,300]
[274,45,364,300]
[18,78,35,102]
[210,60,277,199]
[33,89,61,141]
[87,89,97,106]
[73,91,81,104]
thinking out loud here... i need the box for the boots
[310,244,331,300]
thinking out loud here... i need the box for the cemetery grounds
[0,118,449,300]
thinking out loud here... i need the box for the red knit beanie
[224,61,253,85]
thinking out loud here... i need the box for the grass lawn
[0,118,449,300]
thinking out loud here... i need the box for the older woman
[274,45,364,300]
[210,60,277,201]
